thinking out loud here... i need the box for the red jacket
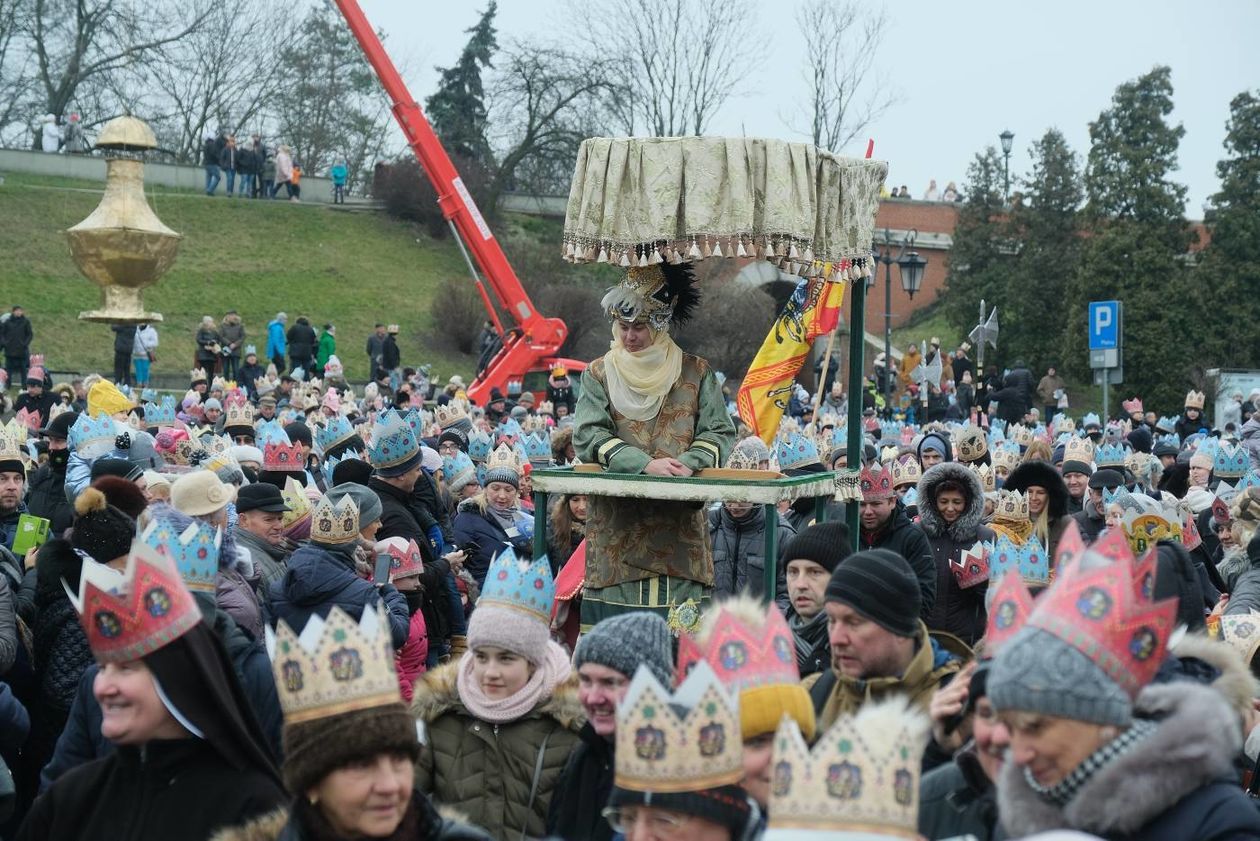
[396,608,428,702]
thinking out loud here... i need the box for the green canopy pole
[845,276,867,551]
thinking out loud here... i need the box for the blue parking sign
[1088,301,1121,350]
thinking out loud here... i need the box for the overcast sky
[354,0,1259,216]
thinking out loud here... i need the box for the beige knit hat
[170,470,237,517]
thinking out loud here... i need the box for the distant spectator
[248,135,267,197]
[133,323,158,387]
[64,113,89,154]
[290,161,302,203]
[220,310,245,381]
[924,179,939,201]
[202,131,221,195]
[195,315,222,377]
[2,304,34,385]
[942,181,960,201]
[110,324,136,386]
[261,150,277,199]
[274,145,294,199]
[266,312,287,369]
[331,157,349,204]
[218,135,239,197]
[316,324,337,371]
[897,185,910,198]
[236,140,256,199]
[40,114,61,153]
[367,324,387,382]
[286,316,317,376]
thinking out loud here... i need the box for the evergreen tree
[1195,90,1260,369]
[1004,129,1083,372]
[942,147,1013,366]
[426,2,498,165]
[1065,66,1192,412]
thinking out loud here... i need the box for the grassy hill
[0,172,479,385]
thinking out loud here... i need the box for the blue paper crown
[989,418,1007,437]
[1236,471,1260,492]
[468,429,493,462]
[400,408,424,437]
[1155,415,1180,434]
[442,451,477,485]
[68,412,116,452]
[776,433,820,471]
[475,463,488,486]
[367,410,419,469]
[901,485,919,508]
[1215,444,1250,477]
[1103,486,1139,511]
[142,517,221,593]
[1096,442,1128,468]
[1054,432,1073,447]
[316,415,356,453]
[254,420,289,448]
[244,344,257,357]
[322,453,342,480]
[1081,413,1101,429]
[523,431,552,466]
[989,534,1050,587]
[1195,438,1220,464]
[140,388,158,403]
[143,395,176,426]
[1156,432,1180,449]
[496,418,524,441]
[480,547,554,622]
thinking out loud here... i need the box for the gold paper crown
[889,454,921,489]
[268,603,401,724]
[954,426,988,463]
[537,400,554,415]
[968,462,996,493]
[727,446,762,471]
[486,441,522,474]
[190,367,208,383]
[0,429,28,469]
[614,661,742,794]
[521,414,548,435]
[225,400,254,429]
[280,476,312,529]
[1064,435,1095,465]
[434,401,468,430]
[1219,610,1260,666]
[992,447,1020,474]
[310,493,360,544]
[766,697,929,838]
[996,489,1029,520]
[1008,423,1034,448]
[1185,390,1206,410]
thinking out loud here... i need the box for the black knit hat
[283,704,419,793]
[1127,426,1153,455]
[782,521,852,574]
[71,487,136,563]
[1088,468,1125,490]
[331,457,373,487]
[608,785,751,837]
[825,549,920,638]
[438,428,469,453]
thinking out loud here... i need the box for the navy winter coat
[452,501,532,587]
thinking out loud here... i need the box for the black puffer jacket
[917,463,994,645]
[707,505,794,609]
[24,462,74,537]
[859,500,936,617]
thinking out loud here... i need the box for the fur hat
[282,705,419,794]
[90,476,148,520]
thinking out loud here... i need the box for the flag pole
[811,328,838,417]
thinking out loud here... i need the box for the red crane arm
[332,0,570,403]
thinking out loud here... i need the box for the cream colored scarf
[602,326,683,421]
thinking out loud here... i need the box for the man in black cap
[485,387,510,425]
[1072,467,1124,541]
[26,411,79,537]
[781,522,851,677]
[803,549,962,731]
[0,436,28,553]
[234,483,292,589]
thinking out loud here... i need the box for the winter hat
[71,487,136,563]
[467,549,554,664]
[39,410,79,440]
[1126,426,1153,455]
[782,521,852,574]
[170,470,237,518]
[574,612,674,686]
[90,457,143,482]
[229,445,264,467]
[917,431,952,463]
[1088,468,1125,490]
[1153,542,1206,632]
[87,379,134,417]
[825,549,920,638]
[331,457,373,487]
[438,428,469,453]
[284,421,313,449]
[90,476,148,520]
[283,705,418,794]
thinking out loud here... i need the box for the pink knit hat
[466,548,554,664]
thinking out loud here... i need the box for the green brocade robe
[573,353,736,588]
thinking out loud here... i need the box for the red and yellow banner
[737,275,847,443]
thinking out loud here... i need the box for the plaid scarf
[1024,718,1156,807]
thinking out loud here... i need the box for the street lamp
[999,129,1014,203]
[871,228,926,414]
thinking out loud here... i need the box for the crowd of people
[200,129,349,202]
[3,256,1260,840]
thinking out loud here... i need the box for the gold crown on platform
[614,661,742,794]
[268,603,401,724]
[996,489,1028,520]
[765,697,929,838]
[311,493,360,544]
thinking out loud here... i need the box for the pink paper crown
[1025,541,1178,698]
[15,407,42,432]
[72,539,202,663]
[676,603,800,690]
[983,572,1035,657]
[950,542,990,589]
[858,463,894,500]
[377,537,425,581]
[264,439,305,472]
[1054,519,1087,572]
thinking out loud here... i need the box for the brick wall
[863,199,960,331]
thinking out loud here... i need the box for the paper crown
[323,355,344,378]
[224,398,255,431]
[442,451,478,488]
[68,411,117,455]
[263,436,305,473]
[434,401,468,431]
[991,443,1020,474]
[967,461,996,493]
[676,602,804,715]
[727,445,763,471]
[1080,412,1101,429]
[986,533,1050,587]
[614,661,742,793]
[522,431,552,467]
[954,426,988,462]
[479,547,554,623]
[269,603,401,724]
[47,402,73,425]
[1063,434,1095,465]
[70,537,202,663]
[1102,486,1141,512]
[537,400,554,415]
[1155,416,1180,434]
[1052,414,1076,434]
[141,517,221,593]
[281,476,313,537]
[1219,611,1260,666]
[994,489,1028,521]
[1121,397,1143,416]
[1185,390,1206,410]
[143,395,177,428]
[1215,444,1250,478]
[950,542,991,590]
[316,415,357,454]
[859,463,894,500]
[376,537,424,582]
[764,697,928,839]
[1120,508,1182,556]
[1155,432,1181,451]
[776,433,820,472]
[484,441,523,483]
[1095,442,1128,469]
[468,429,493,463]
[311,492,361,544]
[13,407,40,434]
[189,367,208,384]
[0,428,29,468]
[1007,423,1034,448]
[889,453,921,489]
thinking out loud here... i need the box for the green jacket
[410,662,584,840]
[315,332,336,370]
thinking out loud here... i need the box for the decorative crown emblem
[268,604,401,724]
[859,463,894,500]
[1063,434,1095,465]
[950,542,990,589]
[1185,390,1206,410]
[1120,509,1181,557]
[1095,442,1128,469]
[14,408,41,433]
[1052,414,1076,435]
[1081,412,1101,429]
[991,443,1021,475]
[70,537,202,663]
[889,454,921,489]
[479,547,554,622]
[375,537,424,582]
[954,426,988,462]
[141,517,221,594]
[537,400,554,416]
[615,661,742,794]
[776,433,820,471]
[995,489,1029,521]
[983,572,1035,656]
[316,415,357,453]
[263,436,305,473]
[765,697,928,838]
[1024,539,1179,698]
[311,493,361,544]
[0,428,29,468]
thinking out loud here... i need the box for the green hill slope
[0,173,478,385]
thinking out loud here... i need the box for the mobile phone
[12,514,50,557]
[458,540,481,557]
[373,552,392,585]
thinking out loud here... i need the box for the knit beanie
[574,612,674,686]
[282,703,419,793]
[987,624,1132,726]
[90,457,143,482]
[87,379,133,417]
[917,431,952,463]
[824,549,920,638]
[331,457,373,487]
[467,601,549,664]
[438,428,469,453]
[71,487,136,563]
[782,521,852,574]
[1127,426,1153,455]
[90,476,148,520]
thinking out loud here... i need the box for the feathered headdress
[601,263,701,330]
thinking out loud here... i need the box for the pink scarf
[455,641,570,724]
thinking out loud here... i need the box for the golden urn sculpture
[66,115,181,323]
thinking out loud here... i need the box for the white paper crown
[614,661,742,794]
[310,493,360,544]
[267,603,401,724]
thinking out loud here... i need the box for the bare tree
[793,0,897,152]
[567,0,758,136]
[0,0,35,143]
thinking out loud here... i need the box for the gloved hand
[114,431,132,450]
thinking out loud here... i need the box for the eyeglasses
[602,806,689,836]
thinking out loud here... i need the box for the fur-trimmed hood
[408,660,585,732]
[997,681,1242,837]
[1004,459,1070,519]
[917,461,986,541]
[1171,632,1260,722]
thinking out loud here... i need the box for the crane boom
[332,0,573,403]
